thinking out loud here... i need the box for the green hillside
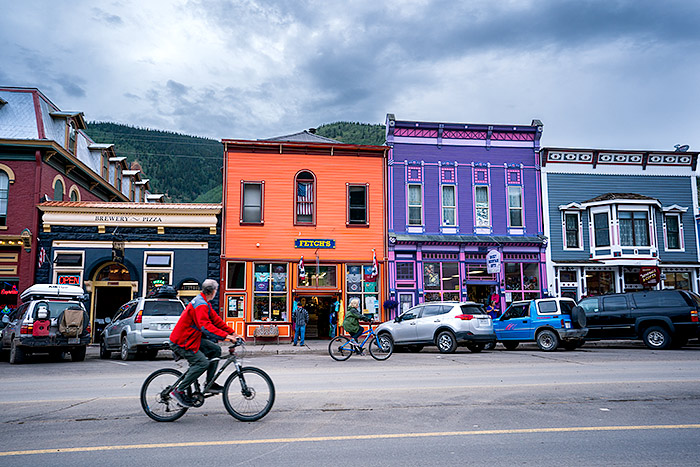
[85,121,385,203]
[85,122,223,203]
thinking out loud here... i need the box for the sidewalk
[241,339,330,356]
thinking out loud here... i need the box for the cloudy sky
[2,0,700,150]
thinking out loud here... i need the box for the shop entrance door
[92,286,132,343]
[466,284,494,307]
[295,295,338,339]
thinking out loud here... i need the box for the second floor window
[593,212,610,247]
[295,171,314,224]
[242,182,263,223]
[508,186,523,227]
[619,211,649,246]
[348,185,368,225]
[408,184,422,225]
[475,186,489,227]
[0,171,8,226]
[54,179,64,201]
[665,214,681,250]
[442,185,456,226]
[565,213,579,248]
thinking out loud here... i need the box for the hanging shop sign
[294,239,336,249]
[639,266,660,286]
[486,249,502,274]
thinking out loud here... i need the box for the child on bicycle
[343,297,374,350]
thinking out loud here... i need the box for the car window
[400,306,421,321]
[503,303,528,319]
[685,291,700,307]
[143,300,184,316]
[602,296,627,312]
[578,298,599,313]
[559,300,576,315]
[631,291,687,308]
[421,304,446,318]
[537,300,558,314]
[34,301,83,320]
[123,303,138,318]
[11,304,29,321]
[460,304,485,315]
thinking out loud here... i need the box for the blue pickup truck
[493,298,587,351]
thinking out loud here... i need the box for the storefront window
[299,265,337,288]
[422,262,460,301]
[623,268,643,291]
[253,263,287,321]
[146,272,170,294]
[226,262,245,289]
[226,295,245,319]
[504,262,540,305]
[664,272,690,290]
[586,270,614,296]
[346,265,379,317]
[95,263,130,281]
[0,280,19,313]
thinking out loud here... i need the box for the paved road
[1,343,699,466]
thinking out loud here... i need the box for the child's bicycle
[140,339,274,422]
[328,325,393,361]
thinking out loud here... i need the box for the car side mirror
[2,314,9,324]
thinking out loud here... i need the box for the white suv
[375,301,496,353]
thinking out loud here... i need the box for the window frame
[142,251,174,296]
[592,210,611,248]
[226,261,247,290]
[563,211,582,250]
[474,185,490,228]
[252,262,288,322]
[240,180,264,225]
[69,185,80,202]
[52,251,85,287]
[618,209,650,247]
[441,184,457,227]
[101,152,109,179]
[52,175,65,201]
[407,183,423,226]
[0,170,9,226]
[664,213,683,251]
[507,185,523,228]
[294,170,316,226]
[346,183,369,226]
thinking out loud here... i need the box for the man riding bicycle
[343,297,374,349]
[169,279,241,407]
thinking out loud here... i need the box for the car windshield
[460,304,486,316]
[686,291,700,307]
[34,301,83,319]
[143,300,184,316]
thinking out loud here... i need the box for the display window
[346,264,379,317]
[253,263,288,321]
[504,262,540,304]
[423,262,460,302]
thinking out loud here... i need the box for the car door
[578,297,601,337]
[2,303,27,346]
[391,305,423,344]
[414,304,450,342]
[495,302,531,340]
[599,295,633,338]
[105,302,135,347]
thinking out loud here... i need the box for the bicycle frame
[343,326,379,352]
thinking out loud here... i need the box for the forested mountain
[85,122,223,203]
[85,121,386,203]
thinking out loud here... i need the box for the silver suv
[100,286,184,361]
[375,301,496,353]
[0,284,90,364]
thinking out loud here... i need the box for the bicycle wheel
[223,367,275,421]
[328,336,352,361]
[369,334,393,361]
[140,368,188,422]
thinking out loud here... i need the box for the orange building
[221,130,388,342]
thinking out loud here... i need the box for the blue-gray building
[541,147,700,299]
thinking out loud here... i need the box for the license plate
[158,324,172,331]
[68,338,80,344]
[478,319,489,325]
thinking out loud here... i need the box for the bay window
[619,211,649,246]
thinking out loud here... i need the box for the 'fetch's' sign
[294,239,335,249]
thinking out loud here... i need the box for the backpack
[59,307,85,337]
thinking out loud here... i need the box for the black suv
[577,290,699,349]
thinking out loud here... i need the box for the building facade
[385,115,546,315]
[541,147,700,298]
[36,201,222,340]
[221,131,387,341]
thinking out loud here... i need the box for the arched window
[295,171,315,225]
[0,171,8,226]
[69,186,80,202]
[53,179,64,201]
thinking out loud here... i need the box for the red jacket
[169,293,234,352]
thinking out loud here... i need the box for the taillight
[20,324,32,335]
[561,319,566,326]
[691,309,698,323]
[134,310,143,324]
[456,314,474,320]
[86,323,91,334]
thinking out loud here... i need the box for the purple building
[385,114,546,315]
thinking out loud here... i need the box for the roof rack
[20,284,85,302]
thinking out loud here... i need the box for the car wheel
[71,346,86,362]
[120,337,134,361]
[503,341,519,351]
[407,345,424,353]
[642,326,672,350]
[100,340,112,359]
[536,329,559,352]
[466,343,484,353]
[436,331,457,354]
[9,339,25,364]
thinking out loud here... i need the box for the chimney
[308,128,317,134]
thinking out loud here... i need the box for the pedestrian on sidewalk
[293,298,309,346]
[329,299,339,338]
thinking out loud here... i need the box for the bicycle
[328,324,393,361]
[140,339,275,422]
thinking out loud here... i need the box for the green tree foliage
[316,122,386,146]
[85,122,223,203]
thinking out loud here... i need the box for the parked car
[577,290,699,350]
[375,301,496,353]
[100,285,185,360]
[0,284,90,364]
[493,297,587,351]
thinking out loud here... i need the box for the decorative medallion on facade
[597,153,643,164]
[547,152,593,163]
